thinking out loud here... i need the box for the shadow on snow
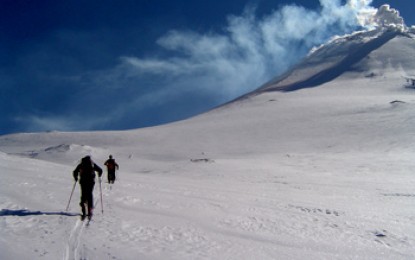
[0,209,79,217]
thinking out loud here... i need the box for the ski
[80,215,92,227]
[80,213,92,221]
[86,213,93,226]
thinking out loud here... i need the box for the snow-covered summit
[250,4,412,94]
[254,24,415,93]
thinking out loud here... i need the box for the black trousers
[108,170,116,183]
[79,182,95,213]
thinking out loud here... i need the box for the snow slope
[1,28,415,259]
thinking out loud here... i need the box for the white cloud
[372,4,405,29]
[116,0,380,101]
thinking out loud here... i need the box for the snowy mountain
[1,16,415,260]
[254,28,415,92]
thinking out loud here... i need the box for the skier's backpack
[80,156,96,183]
[106,159,115,170]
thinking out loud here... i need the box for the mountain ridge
[251,28,415,94]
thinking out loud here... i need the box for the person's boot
[88,207,93,220]
[80,203,86,220]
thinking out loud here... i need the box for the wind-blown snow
[1,24,415,260]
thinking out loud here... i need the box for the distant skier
[104,155,119,184]
[73,156,102,220]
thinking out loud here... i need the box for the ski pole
[99,177,104,214]
[66,181,77,212]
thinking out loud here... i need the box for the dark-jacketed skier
[73,156,103,220]
[104,155,119,184]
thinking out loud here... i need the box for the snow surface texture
[2,14,415,260]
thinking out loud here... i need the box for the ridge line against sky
[0,0,413,135]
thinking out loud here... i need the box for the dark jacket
[73,157,103,185]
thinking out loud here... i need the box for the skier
[73,156,103,220]
[104,155,119,184]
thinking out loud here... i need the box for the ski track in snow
[63,185,123,260]
[64,219,83,260]
[62,192,101,260]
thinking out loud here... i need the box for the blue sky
[1,0,413,135]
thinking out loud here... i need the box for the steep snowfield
[1,29,415,259]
